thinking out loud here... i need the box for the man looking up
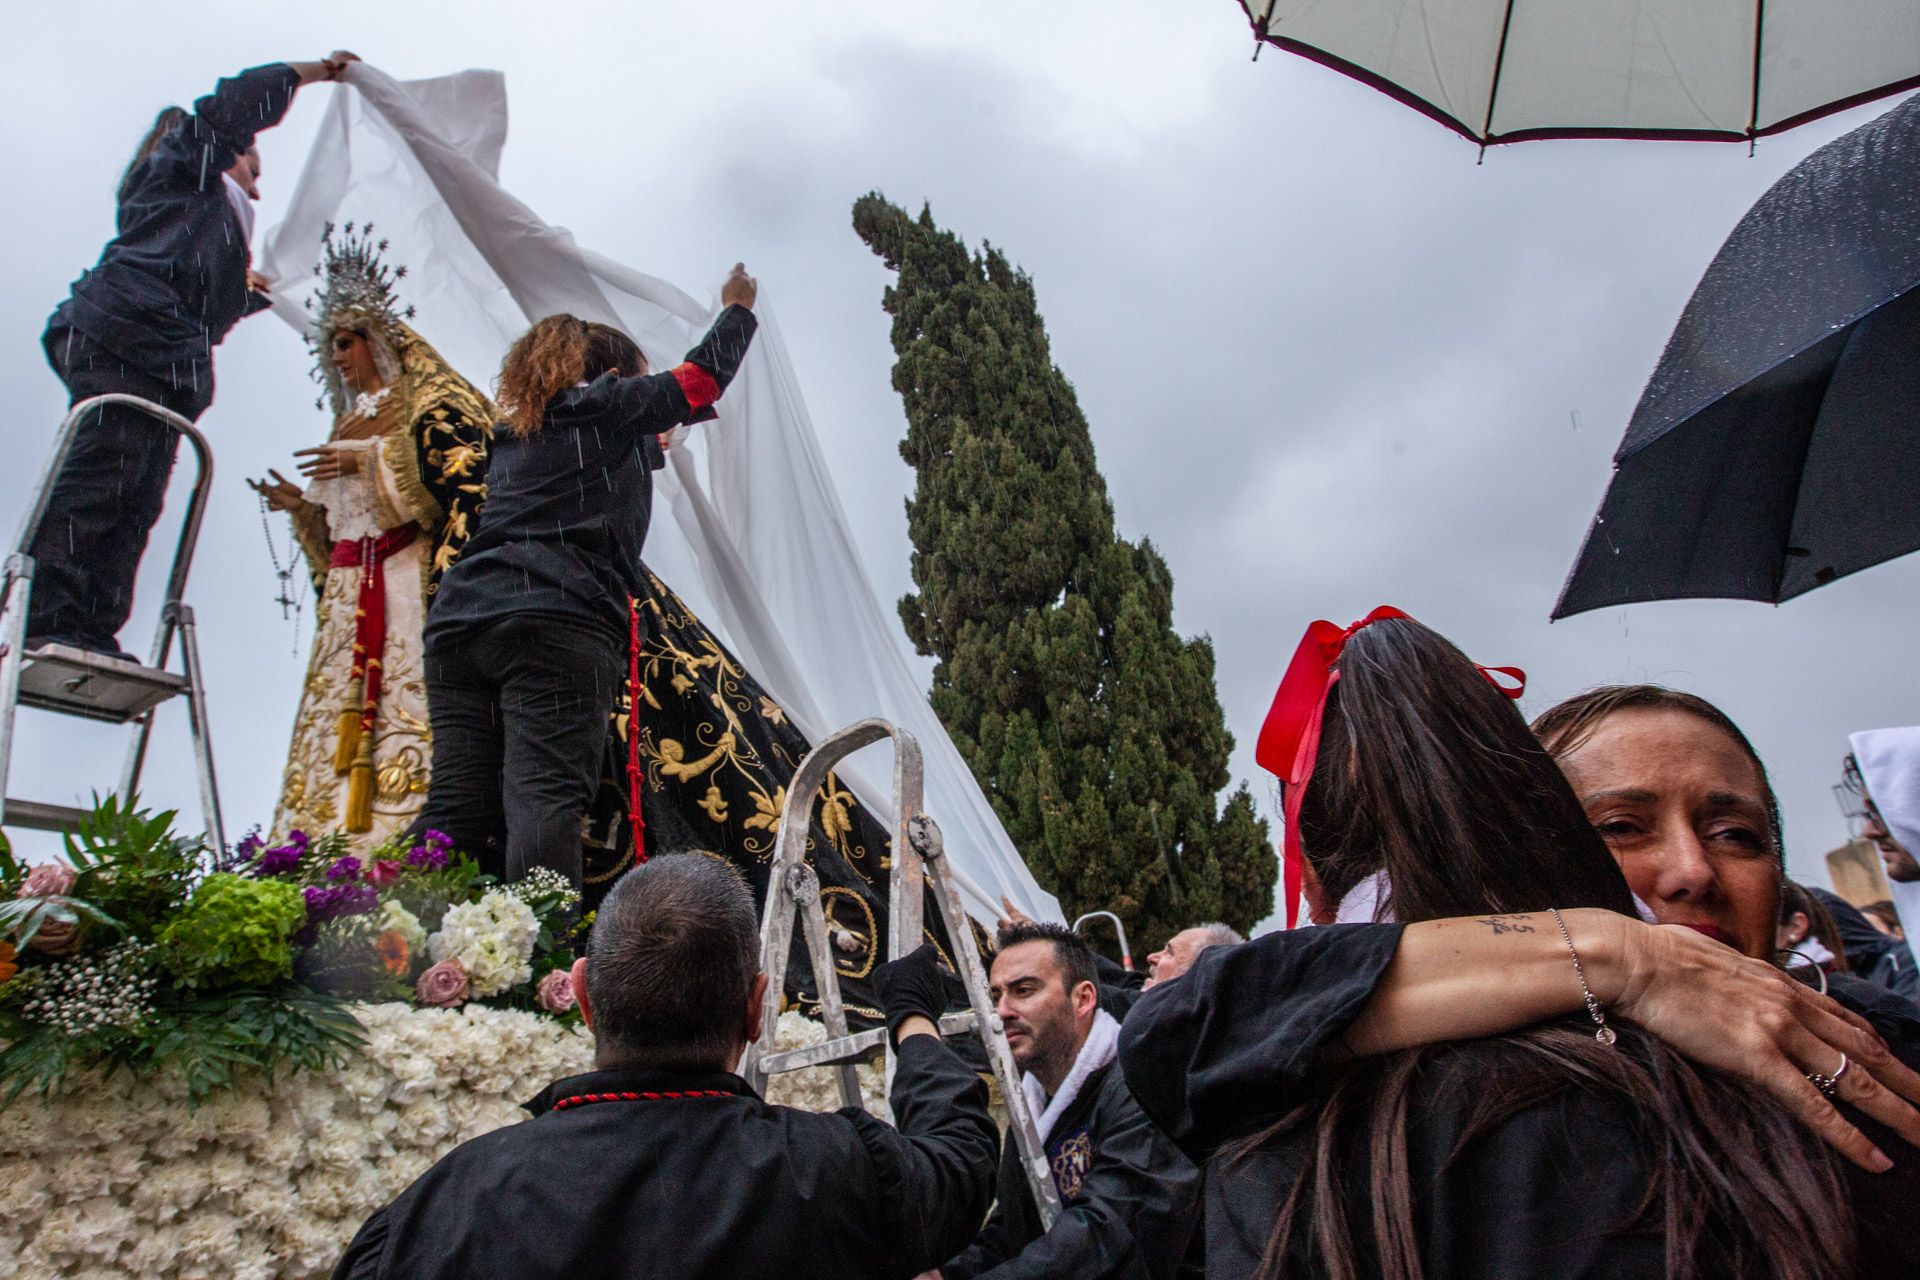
[332,855,998,1279]
[31,54,357,659]
[936,922,1200,1280]
[1142,923,1242,990]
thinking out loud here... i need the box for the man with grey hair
[333,854,998,1279]
[1143,923,1242,991]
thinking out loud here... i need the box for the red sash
[331,525,419,749]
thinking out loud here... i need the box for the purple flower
[404,841,449,871]
[234,830,264,861]
[325,855,363,882]
[303,882,379,924]
[252,829,310,877]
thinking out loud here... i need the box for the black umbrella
[1554,93,1920,619]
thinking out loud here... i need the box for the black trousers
[412,615,624,890]
[27,325,212,649]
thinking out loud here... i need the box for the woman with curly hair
[407,265,757,893]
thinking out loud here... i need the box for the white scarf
[1783,937,1836,970]
[222,172,256,242]
[1020,1008,1120,1145]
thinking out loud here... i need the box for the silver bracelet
[1548,907,1616,1046]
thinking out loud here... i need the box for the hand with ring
[1615,921,1920,1173]
[294,444,362,482]
[1807,1052,1852,1098]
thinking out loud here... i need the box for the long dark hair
[119,106,190,203]
[1242,618,1849,1280]
[495,315,646,435]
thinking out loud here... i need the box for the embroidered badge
[1049,1129,1094,1204]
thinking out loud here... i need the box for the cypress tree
[852,195,1277,947]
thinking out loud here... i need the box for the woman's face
[1553,706,1781,960]
[330,329,384,395]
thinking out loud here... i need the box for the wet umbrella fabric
[1554,92,1920,618]
[1238,1,1920,147]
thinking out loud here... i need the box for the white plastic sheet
[257,64,1061,926]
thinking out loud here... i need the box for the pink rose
[536,968,576,1014]
[28,918,81,957]
[364,859,404,888]
[18,861,76,899]
[416,958,470,1008]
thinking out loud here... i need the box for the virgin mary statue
[253,225,493,848]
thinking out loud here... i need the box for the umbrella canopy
[1239,1,1920,146]
[1553,91,1920,618]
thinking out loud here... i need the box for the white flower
[1,1003,596,1278]
[377,899,428,953]
[426,890,539,997]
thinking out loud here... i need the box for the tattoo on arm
[1475,915,1536,936]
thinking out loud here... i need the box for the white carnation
[426,890,539,997]
[377,899,428,953]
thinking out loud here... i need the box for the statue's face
[330,329,384,396]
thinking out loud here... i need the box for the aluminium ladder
[738,717,1062,1229]
[0,394,225,850]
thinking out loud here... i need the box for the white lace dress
[271,392,439,850]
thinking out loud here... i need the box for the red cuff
[670,362,721,411]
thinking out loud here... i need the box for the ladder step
[14,644,187,724]
[2,797,92,832]
[759,1011,981,1077]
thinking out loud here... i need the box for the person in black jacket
[939,921,1199,1280]
[30,54,355,658]
[332,853,998,1280]
[1812,885,1920,1003]
[410,276,756,890]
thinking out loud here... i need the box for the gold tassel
[333,673,365,775]
[345,728,375,833]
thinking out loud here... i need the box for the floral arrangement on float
[0,796,585,1107]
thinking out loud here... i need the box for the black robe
[941,1060,1201,1280]
[577,569,976,1025]
[52,63,296,384]
[1118,924,1920,1279]
[330,1035,997,1280]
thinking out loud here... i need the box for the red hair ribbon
[1254,607,1525,928]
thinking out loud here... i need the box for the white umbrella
[1238,1,1920,146]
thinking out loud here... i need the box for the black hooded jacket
[1812,887,1920,1003]
[51,64,295,383]
[424,304,757,650]
[331,1034,997,1280]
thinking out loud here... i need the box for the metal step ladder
[0,393,225,849]
[739,717,1062,1229]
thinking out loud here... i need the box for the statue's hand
[250,470,306,513]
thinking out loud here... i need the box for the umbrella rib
[1480,0,1519,147]
[1745,0,1766,144]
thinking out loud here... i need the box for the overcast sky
[6,2,1915,913]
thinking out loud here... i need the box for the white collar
[1020,1009,1121,1144]
[222,172,256,242]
